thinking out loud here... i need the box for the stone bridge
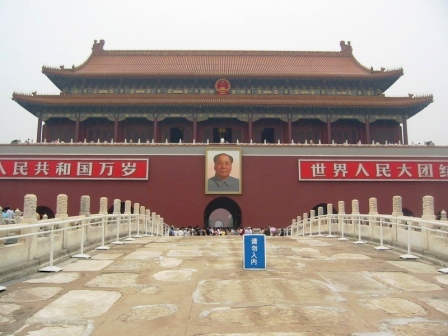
[0,194,447,335]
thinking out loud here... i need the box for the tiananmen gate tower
[3,40,447,229]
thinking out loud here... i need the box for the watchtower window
[261,128,275,143]
[213,127,232,143]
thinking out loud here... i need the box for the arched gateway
[204,197,242,229]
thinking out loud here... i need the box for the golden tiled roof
[42,40,402,79]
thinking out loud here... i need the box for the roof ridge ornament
[92,39,105,54]
[339,41,352,54]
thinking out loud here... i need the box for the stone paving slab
[0,236,447,335]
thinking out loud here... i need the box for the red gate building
[3,40,446,228]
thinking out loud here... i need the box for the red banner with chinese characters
[0,158,148,180]
[299,160,448,181]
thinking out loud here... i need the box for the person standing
[5,207,14,219]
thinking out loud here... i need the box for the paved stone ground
[0,235,447,336]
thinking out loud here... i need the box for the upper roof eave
[41,69,404,81]
[12,92,433,109]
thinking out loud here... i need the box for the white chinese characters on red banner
[299,160,448,181]
[0,159,148,180]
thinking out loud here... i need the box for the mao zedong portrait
[207,153,240,193]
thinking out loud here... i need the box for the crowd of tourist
[1,207,14,219]
[168,226,286,236]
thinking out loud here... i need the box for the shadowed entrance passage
[204,197,241,229]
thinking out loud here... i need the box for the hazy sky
[1,0,447,145]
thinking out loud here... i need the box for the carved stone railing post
[156,214,161,236]
[368,197,378,237]
[124,200,131,215]
[291,218,296,236]
[22,195,37,223]
[303,213,308,237]
[338,201,345,214]
[441,210,447,221]
[326,204,335,237]
[123,200,133,241]
[296,216,302,236]
[309,210,315,236]
[392,196,403,217]
[14,208,22,224]
[56,194,68,219]
[421,195,435,249]
[338,201,348,240]
[326,203,332,214]
[133,202,140,220]
[352,199,360,214]
[352,199,366,244]
[369,197,378,215]
[390,196,402,244]
[145,209,151,235]
[97,197,109,250]
[55,194,69,248]
[151,212,157,235]
[140,205,145,218]
[79,195,90,242]
[352,199,359,235]
[80,195,90,217]
[99,197,108,215]
[440,211,448,232]
[113,199,121,237]
[139,205,146,236]
[113,199,121,215]
[133,203,140,237]
[22,194,38,260]
[422,195,436,221]
[317,206,324,236]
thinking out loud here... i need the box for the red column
[326,116,332,144]
[153,116,158,143]
[114,116,119,142]
[193,114,197,142]
[402,115,408,145]
[36,113,42,143]
[288,115,292,143]
[248,115,253,142]
[365,116,370,144]
[75,115,80,143]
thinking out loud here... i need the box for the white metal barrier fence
[287,212,448,265]
[0,212,169,285]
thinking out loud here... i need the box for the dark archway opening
[310,203,337,216]
[36,205,55,219]
[402,208,414,217]
[107,202,134,214]
[204,197,242,229]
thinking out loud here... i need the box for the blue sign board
[243,234,266,270]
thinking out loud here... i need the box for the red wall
[1,154,447,228]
